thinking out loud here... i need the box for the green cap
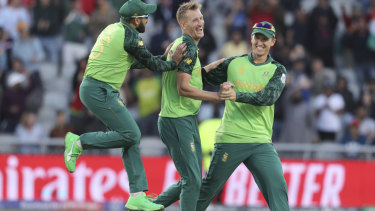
[119,0,157,18]
[251,21,276,39]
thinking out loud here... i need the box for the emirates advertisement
[0,154,374,208]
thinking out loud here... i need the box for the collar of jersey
[120,19,139,35]
[248,52,273,66]
[182,33,198,48]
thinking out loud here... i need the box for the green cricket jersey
[203,53,286,143]
[85,20,176,90]
[159,34,202,118]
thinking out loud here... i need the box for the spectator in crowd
[336,75,356,116]
[247,0,276,28]
[80,0,96,15]
[149,20,177,56]
[153,0,173,28]
[7,57,43,113]
[340,119,367,159]
[313,82,345,142]
[0,0,31,40]
[353,105,375,144]
[88,0,119,41]
[0,71,28,132]
[12,22,45,73]
[306,0,338,68]
[219,29,248,58]
[310,58,336,96]
[288,57,310,92]
[289,8,309,48]
[225,0,247,36]
[341,15,374,85]
[31,0,64,63]
[62,0,89,69]
[279,80,315,144]
[50,110,74,138]
[14,111,45,154]
[359,87,375,121]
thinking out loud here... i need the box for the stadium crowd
[0,0,375,159]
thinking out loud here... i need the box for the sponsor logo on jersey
[222,152,229,162]
[234,80,266,92]
[263,70,270,77]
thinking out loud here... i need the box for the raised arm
[202,57,236,86]
[124,29,185,72]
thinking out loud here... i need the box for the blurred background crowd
[0,0,375,159]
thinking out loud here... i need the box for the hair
[176,1,202,24]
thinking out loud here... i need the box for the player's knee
[129,129,141,144]
[190,177,202,192]
[120,128,141,144]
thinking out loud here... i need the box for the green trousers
[154,116,202,211]
[79,77,148,193]
[197,143,289,211]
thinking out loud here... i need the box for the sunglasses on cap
[252,22,275,33]
[129,14,149,19]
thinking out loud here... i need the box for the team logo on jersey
[263,70,270,77]
[222,152,229,162]
[117,99,124,107]
[184,58,192,65]
[190,142,196,152]
[238,66,245,75]
[138,41,144,47]
[281,73,286,84]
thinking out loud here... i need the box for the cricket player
[63,0,186,210]
[152,2,231,211]
[197,21,290,211]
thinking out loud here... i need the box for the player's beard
[136,22,146,33]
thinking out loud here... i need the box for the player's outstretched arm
[124,30,186,72]
[177,71,233,101]
[202,57,236,87]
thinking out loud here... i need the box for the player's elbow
[177,85,190,97]
[177,87,187,96]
